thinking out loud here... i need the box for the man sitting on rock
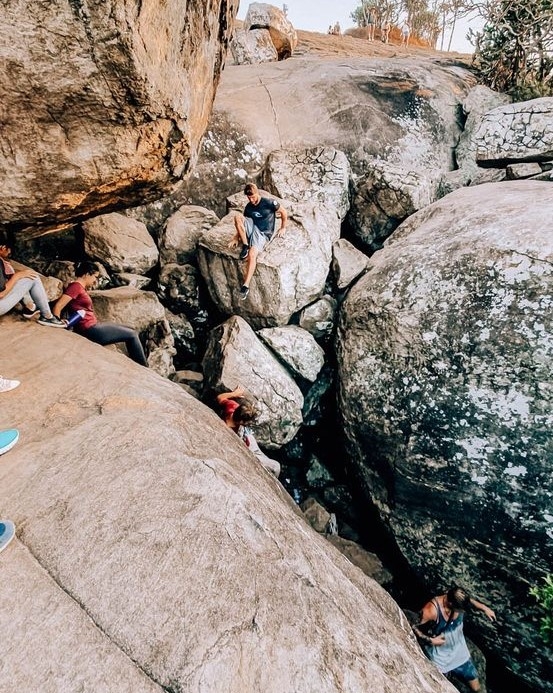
[228,183,287,300]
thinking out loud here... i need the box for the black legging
[81,322,148,366]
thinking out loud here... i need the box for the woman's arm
[216,386,245,404]
[470,598,496,621]
[52,293,73,319]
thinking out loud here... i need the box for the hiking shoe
[0,520,16,553]
[239,245,250,261]
[0,376,20,393]
[37,315,66,328]
[0,429,19,456]
[239,285,250,300]
[21,305,40,319]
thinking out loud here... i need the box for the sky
[237,1,482,54]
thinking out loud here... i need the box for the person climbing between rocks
[412,585,496,691]
[228,183,288,301]
[0,242,65,328]
[52,261,148,366]
[216,386,280,477]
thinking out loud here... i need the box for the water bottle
[65,309,85,328]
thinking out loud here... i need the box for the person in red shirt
[52,261,148,366]
[216,386,280,477]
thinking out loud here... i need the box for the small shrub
[530,573,553,645]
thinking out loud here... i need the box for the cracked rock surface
[1,318,455,693]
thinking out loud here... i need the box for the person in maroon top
[216,386,280,477]
[52,261,148,366]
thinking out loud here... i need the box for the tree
[473,0,553,99]
[350,1,401,28]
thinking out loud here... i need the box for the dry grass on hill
[294,26,472,64]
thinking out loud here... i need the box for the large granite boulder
[332,239,369,290]
[0,0,238,233]
[181,56,475,214]
[438,85,511,195]
[197,199,340,328]
[243,2,297,59]
[157,263,205,321]
[349,158,438,251]
[159,205,219,265]
[230,27,278,64]
[257,325,325,383]
[455,85,512,171]
[0,318,455,693]
[202,315,303,448]
[260,146,351,221]
[336,181,553,693]
[475,96,553,167]
[83,213,159,275]
[89,286,175,377]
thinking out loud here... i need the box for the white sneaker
[0,376,20,393]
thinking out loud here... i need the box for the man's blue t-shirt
[244,197,280,236]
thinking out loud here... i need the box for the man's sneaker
[21,305,40,319]
[0,429,19,456]
[239,245,250,261]
[0,376,20,393]
[239,285,250,300]
[37,315,65,328]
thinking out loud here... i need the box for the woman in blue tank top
[412,586,496,691]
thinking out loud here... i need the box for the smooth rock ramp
[0,318,454,693]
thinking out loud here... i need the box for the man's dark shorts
[448,658,478,684]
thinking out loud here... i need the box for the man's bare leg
[242,246,259,289]
[233,215,248,245]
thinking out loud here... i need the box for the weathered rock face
[83,213,159,275]
[332,239,369,290]
[438,85,511,195]
[455,85,512,171]
[0,318,455,693]
[197,199,340,328]
[157,263,205,321]
[336,181,553,693]
[230,27,278,64]
[0,0,238,233]
[202,315,304,448]
[182,56,475,215]
[261,146,351,221]
[349,158,438,251]
[90,286,175,377]
[159,205,219,265]
[475,96,553,166]
[243,2,297,59]
[257,325,325,383]
[299,295,337,339]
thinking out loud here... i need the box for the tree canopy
[473,0,553,99]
